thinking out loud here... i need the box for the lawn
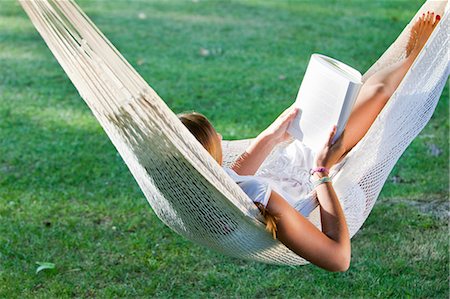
[0,0,448,297]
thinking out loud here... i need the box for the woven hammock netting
[20,0,449,265]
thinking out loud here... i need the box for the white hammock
[20,0,449,265]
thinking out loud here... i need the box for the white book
[287,54,363,153]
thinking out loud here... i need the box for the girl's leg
[339,12,440,156]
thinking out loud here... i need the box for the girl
[178,13,439,272]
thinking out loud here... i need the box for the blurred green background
[0,0,448,297]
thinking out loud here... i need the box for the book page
[287,54,361,153]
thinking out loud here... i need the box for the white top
[224,139,320,217]
[223,167,272,207]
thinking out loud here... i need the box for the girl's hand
[315,125,346,169]
[262,106,299,144]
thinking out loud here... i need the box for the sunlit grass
[0,0,448,297]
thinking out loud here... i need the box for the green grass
[1,0,448,297]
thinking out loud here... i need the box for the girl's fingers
[327,131,333,146]
[327,125,337,146]
[279,106,296,119]
[289,107,299,118]
[282,107,299,122]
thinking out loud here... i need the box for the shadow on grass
[0,0,448,297]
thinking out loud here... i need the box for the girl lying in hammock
[179,13,439,272]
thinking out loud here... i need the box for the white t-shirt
[223,167,272,207]
[224,139,319,217]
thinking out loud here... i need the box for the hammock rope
[19,0,449,265]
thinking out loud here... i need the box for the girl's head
[178,112,223,165]
[178,111,278,238]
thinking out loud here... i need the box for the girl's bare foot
[406,11,441,58]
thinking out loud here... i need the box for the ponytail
[255,202,279,239]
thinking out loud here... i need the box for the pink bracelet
[310,166,329,176]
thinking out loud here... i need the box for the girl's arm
[268,125,350,272]
[231,106,298,175]
[267,187,350,272]
[313,171,350,252]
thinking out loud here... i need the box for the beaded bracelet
[313,176,332,188]
[310,166,329,176]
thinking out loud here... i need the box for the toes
[414,10,439,38]
[418,16,425,35]
[433,14,441,27]
[420,13,426,25]
[426,11,431,24]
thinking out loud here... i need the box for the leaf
[35,262,55,274]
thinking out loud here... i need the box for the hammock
[20,0,449,265]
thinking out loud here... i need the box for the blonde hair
[178,112,279,239]
[178,112,222,164]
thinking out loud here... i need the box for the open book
[287,54,363,153]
